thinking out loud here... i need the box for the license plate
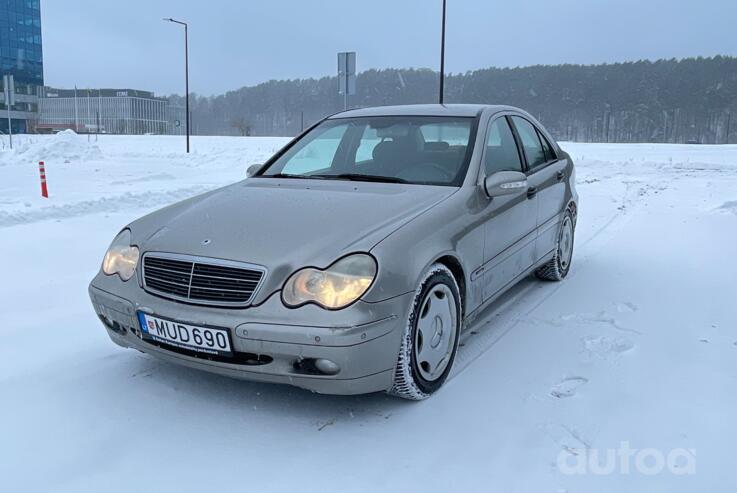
[137,312,233,357]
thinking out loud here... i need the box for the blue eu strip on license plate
[137,312,233,357]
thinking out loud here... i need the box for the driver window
[485,117,523,175]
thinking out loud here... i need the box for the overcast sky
[41,0,737,96]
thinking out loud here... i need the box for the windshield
[258,116,477,186]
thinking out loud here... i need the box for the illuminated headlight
[282,254,377,310]
[102,229,140,281]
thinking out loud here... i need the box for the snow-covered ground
[1,132,735,492]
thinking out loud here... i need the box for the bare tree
[230,116,251,136]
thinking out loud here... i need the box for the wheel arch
[432,254,466,319]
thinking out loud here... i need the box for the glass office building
[0,0,43,133]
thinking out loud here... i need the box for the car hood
[131,178,455,302]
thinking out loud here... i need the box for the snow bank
[0,134,291,227]
[0,130,103,166]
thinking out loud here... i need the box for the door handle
[526,186,537,199]
[556,170,565,182]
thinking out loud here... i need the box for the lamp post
[164,17,190,153]
[439,0,447,105]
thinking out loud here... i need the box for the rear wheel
[389,264,461,400]
[536,209,575,281]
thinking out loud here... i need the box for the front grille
[142,253,266,307]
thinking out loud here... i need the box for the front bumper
[88,273,411,395]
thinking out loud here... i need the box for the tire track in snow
[451,170,674,379]
[0,185,213,228]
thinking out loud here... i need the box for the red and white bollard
[38,161,48,198]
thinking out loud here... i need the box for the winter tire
[389,264,462,400]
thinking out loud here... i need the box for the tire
[389,264,462,400]
[536,208,575,281]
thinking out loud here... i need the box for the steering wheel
[397,162,455,182]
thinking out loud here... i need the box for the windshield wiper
[263,173,330,180]
[265,173,307,179]
[311,173,408,184]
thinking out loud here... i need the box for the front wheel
[389,264,462,400]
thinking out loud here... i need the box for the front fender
[363,189,483,313]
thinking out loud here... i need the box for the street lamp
[163,17,190,153]
[439,0,447,105]
[438,0,447,105]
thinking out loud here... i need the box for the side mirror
[483,171,528,198]
[246,164,263,178]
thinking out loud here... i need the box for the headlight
[102,229,140,281]
[282,254,377,309]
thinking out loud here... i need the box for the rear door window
[511,116,546,170]
[537,130,556,162]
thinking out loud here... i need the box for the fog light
[314,358,340,375]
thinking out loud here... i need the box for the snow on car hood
[130,178,455,300]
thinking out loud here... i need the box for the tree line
[171,56,737,143]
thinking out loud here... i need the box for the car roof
[329,104,518,119]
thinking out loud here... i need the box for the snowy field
[1,132,735,492]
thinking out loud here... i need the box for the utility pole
[74,86,79,132]
[164,18,190,153]
[3,74,15,149]
[726,111,731,144]
[97,88,101,141]
[439,0,447,105]
[337,52,356,111]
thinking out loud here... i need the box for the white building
[38,87,185,135]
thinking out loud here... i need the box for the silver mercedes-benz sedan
[89,104,578,400]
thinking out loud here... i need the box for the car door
[509,116,568,259]
[478,116,538,301]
